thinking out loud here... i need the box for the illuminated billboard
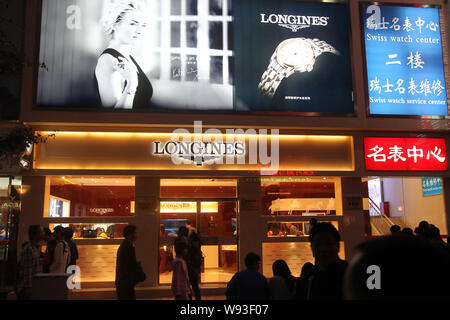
[35,0,354,114]
[362,4,448,116]
[364,137,448,171]
[233,0,354,113]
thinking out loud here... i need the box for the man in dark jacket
[226,252,269,300]
[296,222,348,300]
[116,225,140,300]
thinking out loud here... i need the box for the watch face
[276,38,314,69]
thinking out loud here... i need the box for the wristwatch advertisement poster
[233,0,354,114]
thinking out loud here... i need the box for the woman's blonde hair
[101,0,143,40]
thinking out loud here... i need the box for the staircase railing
[368,197,395,235]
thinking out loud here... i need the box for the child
[171,240,191,300]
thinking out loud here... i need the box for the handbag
[135,261,146,284]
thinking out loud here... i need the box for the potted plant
[0,123,55,173]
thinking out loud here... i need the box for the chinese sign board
[364,137,448,171]
[363,5,448,116]
[422,177,443,196]
[234,0,354,113]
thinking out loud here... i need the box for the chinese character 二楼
[386,54,401,65]
[407,51,425,69]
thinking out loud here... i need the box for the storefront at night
[11,0,450,297]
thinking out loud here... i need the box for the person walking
[115,225,145,300]
[295,223,348,300]
[226,252,269,300]
[64,227,79,267]
[49,225,70,273]
[42,229,57,273]
[16,225,44,300]
[186,233,203,300]
[171,240,191,300]
[268,259,296,300]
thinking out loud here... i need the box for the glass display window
[160,179,236,198]
[261,177,342,216]
[159,244,236,284]
[44,176,135,217]
[266,221,339,238]
[49,223,128,239]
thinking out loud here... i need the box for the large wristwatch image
[258,38,339,97]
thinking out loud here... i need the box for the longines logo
[153,141,246,167]
[260,13,329,32]
[151,121,280,172]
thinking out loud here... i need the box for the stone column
[18,176,46,256]
[134,177,160,287]
[237,178,264,271]
[443,177,450,240]
[340,177,366,262]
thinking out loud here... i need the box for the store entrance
[158,179,238,285]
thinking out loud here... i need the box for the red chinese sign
[364,137,448,171]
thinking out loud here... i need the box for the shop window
[159,200,237,238]
[49,223,127,239]
[160,179,236,198]
[200,201,236,237]
[159,179,237,284]
[262,242,345,279]
[266,221,339,238]
[159,244,236,284]
[261,177,341,216]
[160,201,197,239]
[44,176,135,217]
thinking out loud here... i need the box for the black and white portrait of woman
[95,1,153,109]
[36,0,233,111]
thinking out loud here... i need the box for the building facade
[10,0,450,293]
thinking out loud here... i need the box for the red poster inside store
[364,137,448,171]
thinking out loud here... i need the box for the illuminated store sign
[89,208,114,215]
[259,14,330,31]
[33,132,355,172]
[160,202,197,213]
[234,0,354,113]
[363,5,448,116]
[160,202,219,213]
[153,141,246,167]
[35,0,353,114]
[364,137,448,171]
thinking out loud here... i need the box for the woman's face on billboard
[114,10,147,45]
